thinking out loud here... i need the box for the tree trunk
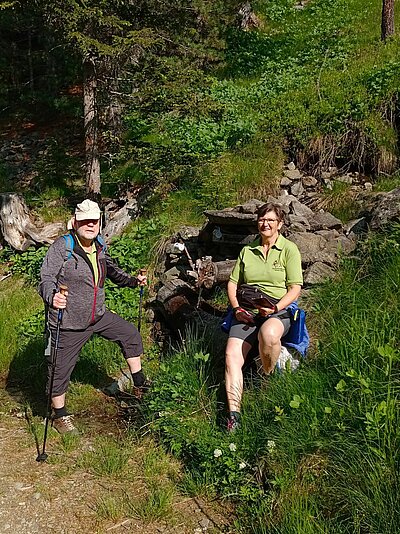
[381,0,395,41]
[83,56,101,201]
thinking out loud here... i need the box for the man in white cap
[39,199,147,434]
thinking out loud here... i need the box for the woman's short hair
[257,202,286,223]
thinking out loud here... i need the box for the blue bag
[220,308,234,334]
[282,303,309,358]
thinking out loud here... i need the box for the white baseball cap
[74,199,101,221]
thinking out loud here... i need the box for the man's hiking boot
[227,414,241,433]
[131,379,151,400]
[52,414,79,435]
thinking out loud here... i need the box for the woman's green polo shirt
[229,234,303,299]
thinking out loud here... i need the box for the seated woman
[225,202,303,431]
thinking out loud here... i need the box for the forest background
[1,0,400,533]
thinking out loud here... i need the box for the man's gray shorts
[228,312,291,347]
[46,309,143,396]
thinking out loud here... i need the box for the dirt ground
[0,388,232,534]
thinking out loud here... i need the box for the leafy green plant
[10,247,48,285]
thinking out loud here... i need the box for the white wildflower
[267,440,276,451]
[213,449,223,458]
[239,462,246,470]
[229,443,237,452]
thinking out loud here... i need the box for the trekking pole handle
[58,284,68,321]
[139,269,147,291]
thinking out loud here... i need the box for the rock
[288,214,311,231]
[364,182,373,191]
[303,175,318,188]
[309,211,342,231]
[335,235,357,254]
[304,262,336,284]
[280,176,292,187]
[178,226,201,240]
[344,217,367,236]
[290,181,304,197]
[370,188,400,229]
[199,518,210,530]
[237,199,265,214]
[203,210,257,226]
[160,267,181,284]
[324,235,357,256]
[315,229,340,240]
[284,169,302,180]
[289,198,314,219]
[288,232,336,265]
[287,161,296,171]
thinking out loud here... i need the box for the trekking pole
[36,284,68,463]
[137,269,146,333]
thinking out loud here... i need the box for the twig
[106,519,131,531]
[0,273,12,282]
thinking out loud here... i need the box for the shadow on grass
[5,335,118,417]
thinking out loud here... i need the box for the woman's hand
[234,307,255,324]
[258,306,276,317]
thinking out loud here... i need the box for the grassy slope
[146,0,400,212]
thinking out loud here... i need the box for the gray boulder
[370,188,400,229]
[288,232,336,265]
[284,169,302,180]
[304,262,336,285]
[291,181,304,197]
[309,211,342,231]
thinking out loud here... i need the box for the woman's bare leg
[258,318,285,375]
[225,337,252,412]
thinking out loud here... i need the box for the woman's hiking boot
[227,412,241,432]
[52,414,79,435]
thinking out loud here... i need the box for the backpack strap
[62,233,74,261]
[95,234,107,253]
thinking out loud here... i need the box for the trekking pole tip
[36,452,48,462]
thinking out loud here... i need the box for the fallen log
[0,193,64,251]
[197,259,236,288]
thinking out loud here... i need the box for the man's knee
[121,322,143,358]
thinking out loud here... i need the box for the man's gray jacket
[39,232,138,330]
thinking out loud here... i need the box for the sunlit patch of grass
[373,172,400,192]
[314,181,360,223]
[67,383,117,418]
[95,493,126,521]
[79,436,133,477]
[126,481,176,522]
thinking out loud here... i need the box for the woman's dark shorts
[228,312,291,346]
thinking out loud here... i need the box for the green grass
[79,436,132,477]
[0,278,42,374]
